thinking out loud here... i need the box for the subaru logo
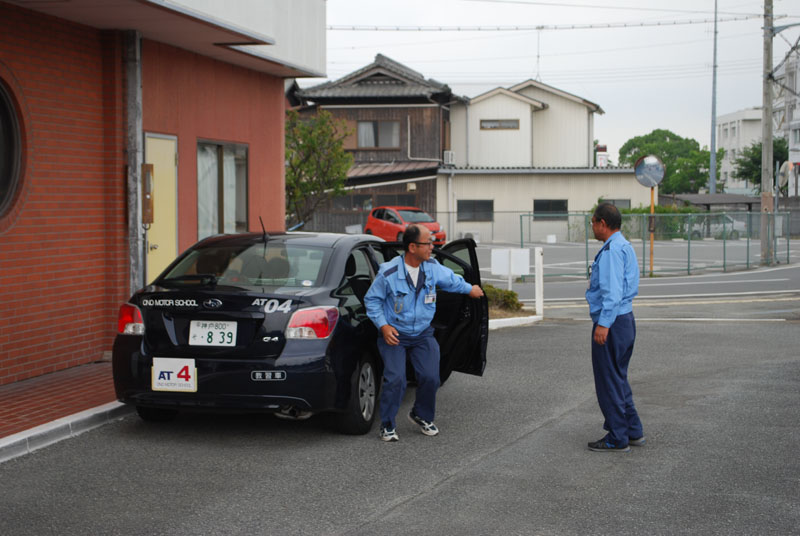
[203,299,223,309]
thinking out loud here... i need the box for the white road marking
[537,296,800,308]
[640,278,790,287]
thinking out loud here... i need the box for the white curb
[488,315,542,329]
[0,401,134,464]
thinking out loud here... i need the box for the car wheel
[729,230,739,240]
[396,232,403,242]
[136,405,178,422]
[691,231,701,240]
[335,354,378,435]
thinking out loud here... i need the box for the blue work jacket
[585,231,639,327]
[365,254,473,337]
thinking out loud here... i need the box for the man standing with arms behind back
[585,203,644,453]
[365,224,484,442]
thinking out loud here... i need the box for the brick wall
[0,4,129,385]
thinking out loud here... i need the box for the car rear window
[398,210,434,223]
[161,243,330,288]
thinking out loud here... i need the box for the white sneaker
[379,425,399,442]
[408,410,439,436]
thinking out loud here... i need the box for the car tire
[136,405,178,422]
[691,231,701,240]
[729,230,739,240]
[335,354,378,435]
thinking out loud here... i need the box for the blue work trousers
[377,327,440,428]
[591,312,643,447]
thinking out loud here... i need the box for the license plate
[189,320,237,346]
[152,357,197,392]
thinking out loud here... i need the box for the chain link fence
[305,209,791,278]
[516,211,792,277]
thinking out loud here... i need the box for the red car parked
[364,206,447,245]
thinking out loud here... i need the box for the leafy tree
[731,137,788,194]
[285,109,354,227]
[618,129,723,194]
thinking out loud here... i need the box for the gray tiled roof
[299,54,451,100]
[348,161,439,179]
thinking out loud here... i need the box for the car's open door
[432,238,488,381]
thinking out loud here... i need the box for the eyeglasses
[413,241,435,247]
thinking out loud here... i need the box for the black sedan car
[113,232,488,435]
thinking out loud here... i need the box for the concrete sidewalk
[0,316,538,463]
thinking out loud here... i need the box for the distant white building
[774,49,800,195]
[717,108,762,195]
[439,80,652,244]
[450,79,601,168]
[716,49,800,197]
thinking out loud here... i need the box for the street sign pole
[650,186,655,277]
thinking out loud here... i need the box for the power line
[459,0,761,17]
[327,14,772,32]
[328,32,760,63]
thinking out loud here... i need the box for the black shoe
[588,438,630,452]
[629,436,646,447]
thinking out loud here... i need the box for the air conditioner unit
[460,230,480,243]
[443,150,455,166]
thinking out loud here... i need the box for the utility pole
[761,0,774,265]
[709,0,718,194]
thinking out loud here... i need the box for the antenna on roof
[259,216,269,245]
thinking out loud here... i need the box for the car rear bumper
[112,335,350,413]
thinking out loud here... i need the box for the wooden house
[296,54,456,232]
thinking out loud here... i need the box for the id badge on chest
[424,292,436,304]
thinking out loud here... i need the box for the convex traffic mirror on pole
[634,155,665,277]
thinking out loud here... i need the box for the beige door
[145,134,178,283]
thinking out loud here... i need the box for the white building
[450,80,601,168]
[438,80,652,244]
[717,108,762,195]
[774,50,800,195]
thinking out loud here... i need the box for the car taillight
[118,303,144,335]
[285,307,339,339]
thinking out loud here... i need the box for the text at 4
[152,358,197,393]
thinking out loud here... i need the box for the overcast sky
[299,0,800,164]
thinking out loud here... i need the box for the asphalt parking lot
[1,295,798,535]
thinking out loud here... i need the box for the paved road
[1,297,798,535]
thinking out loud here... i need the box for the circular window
[0,80,21,218]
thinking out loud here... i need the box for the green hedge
[484,284,522,311]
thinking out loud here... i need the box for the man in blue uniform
[365,224,484,442]
[585,203,645,452]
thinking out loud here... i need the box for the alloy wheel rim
[358,362,376,420]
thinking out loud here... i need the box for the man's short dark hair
[402,224,423,251]
[594,202,622,230]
